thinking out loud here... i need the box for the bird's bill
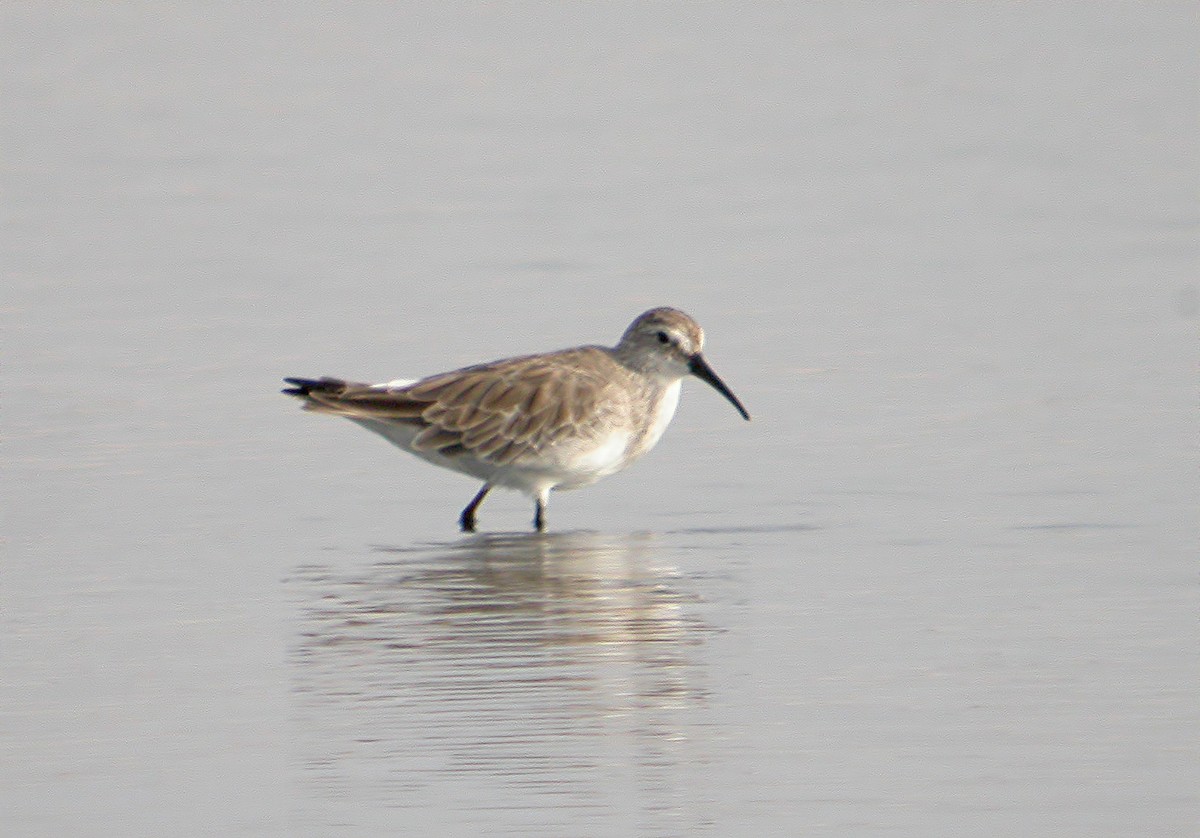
[688,354,751,421]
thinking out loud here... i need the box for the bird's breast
[555,430,633,487]
[625,379,681,463]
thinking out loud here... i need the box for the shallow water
[290,532,721,836]
[4,4,1197,836]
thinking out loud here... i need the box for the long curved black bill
[688,354,751,421]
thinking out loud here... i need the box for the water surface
[3,4,1196,836]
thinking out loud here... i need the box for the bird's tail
[282,376,349,397]
[282,376,362,413]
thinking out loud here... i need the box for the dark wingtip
[282,376,342,397]
[282,377,314,397]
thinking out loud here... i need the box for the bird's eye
[656,331,670,344]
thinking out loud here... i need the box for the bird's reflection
[289,531,718,835]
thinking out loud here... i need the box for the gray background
[4,4,1196,836]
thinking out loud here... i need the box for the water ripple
[288,531,720,835]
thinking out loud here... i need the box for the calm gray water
[4,4,1197,836]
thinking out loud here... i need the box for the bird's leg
[460,484,491,532]
[533,493,547,532]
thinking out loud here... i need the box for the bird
[282,307,750,532]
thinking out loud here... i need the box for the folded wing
[283,351,613,465]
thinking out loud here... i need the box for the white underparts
[639,380,681,455]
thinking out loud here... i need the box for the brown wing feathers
[284,349,617,466]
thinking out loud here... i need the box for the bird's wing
[283,349,619,465]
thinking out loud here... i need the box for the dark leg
[533,496,546,532]
[460,484,491,532]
